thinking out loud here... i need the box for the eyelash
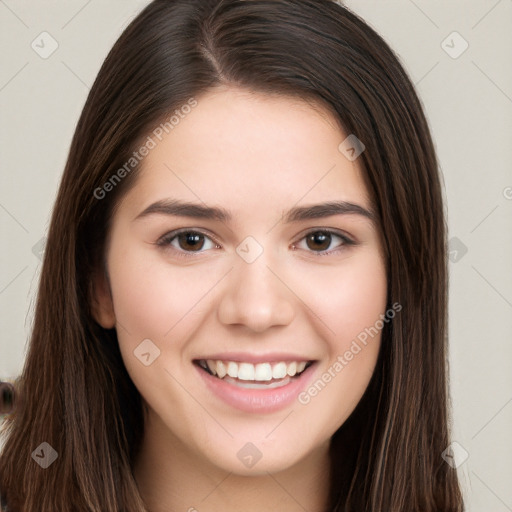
[155,228,356,260]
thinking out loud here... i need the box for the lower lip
[195,363,317,414]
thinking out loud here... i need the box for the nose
[217,253,295,333]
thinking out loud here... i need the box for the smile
[197,359,311,381]
[194,358,317,413]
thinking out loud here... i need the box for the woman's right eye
[156,230,220,257]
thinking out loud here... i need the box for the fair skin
[93,86,387,512]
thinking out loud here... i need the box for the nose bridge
[216,239,295,332]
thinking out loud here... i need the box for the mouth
[193,357,317,413]
[194,358,314,389]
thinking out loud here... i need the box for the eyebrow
[134,198,375,224]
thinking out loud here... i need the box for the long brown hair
[0,0,463,510]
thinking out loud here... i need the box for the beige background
[1,1,511,510]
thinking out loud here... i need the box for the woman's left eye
[156,229,354,258]
[292,230,355,255]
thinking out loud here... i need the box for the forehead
[119,86,372,219]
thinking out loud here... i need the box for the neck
[133,410,332,512]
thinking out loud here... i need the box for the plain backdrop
[1,1,511,510]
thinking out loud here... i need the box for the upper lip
[193,352,316,364]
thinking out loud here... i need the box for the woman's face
[94,86,387,475]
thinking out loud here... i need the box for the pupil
[308,232,330,251]
[181,232,204,251]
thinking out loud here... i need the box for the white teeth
[238,363,255,381]
[216,360,227,378]
[286,361,297,377]
[272,362,287,379]
[254,363,273,381]
[199,359,310,382]
[227,361,238,378]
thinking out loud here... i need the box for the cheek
[293,251,388,346]
[105,247,222,411]
[293,252,387,433]
[107,248,223,343]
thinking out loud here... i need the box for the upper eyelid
[293,227,354,243]
[157,227,221,246]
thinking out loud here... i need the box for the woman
[0,0,464,510]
